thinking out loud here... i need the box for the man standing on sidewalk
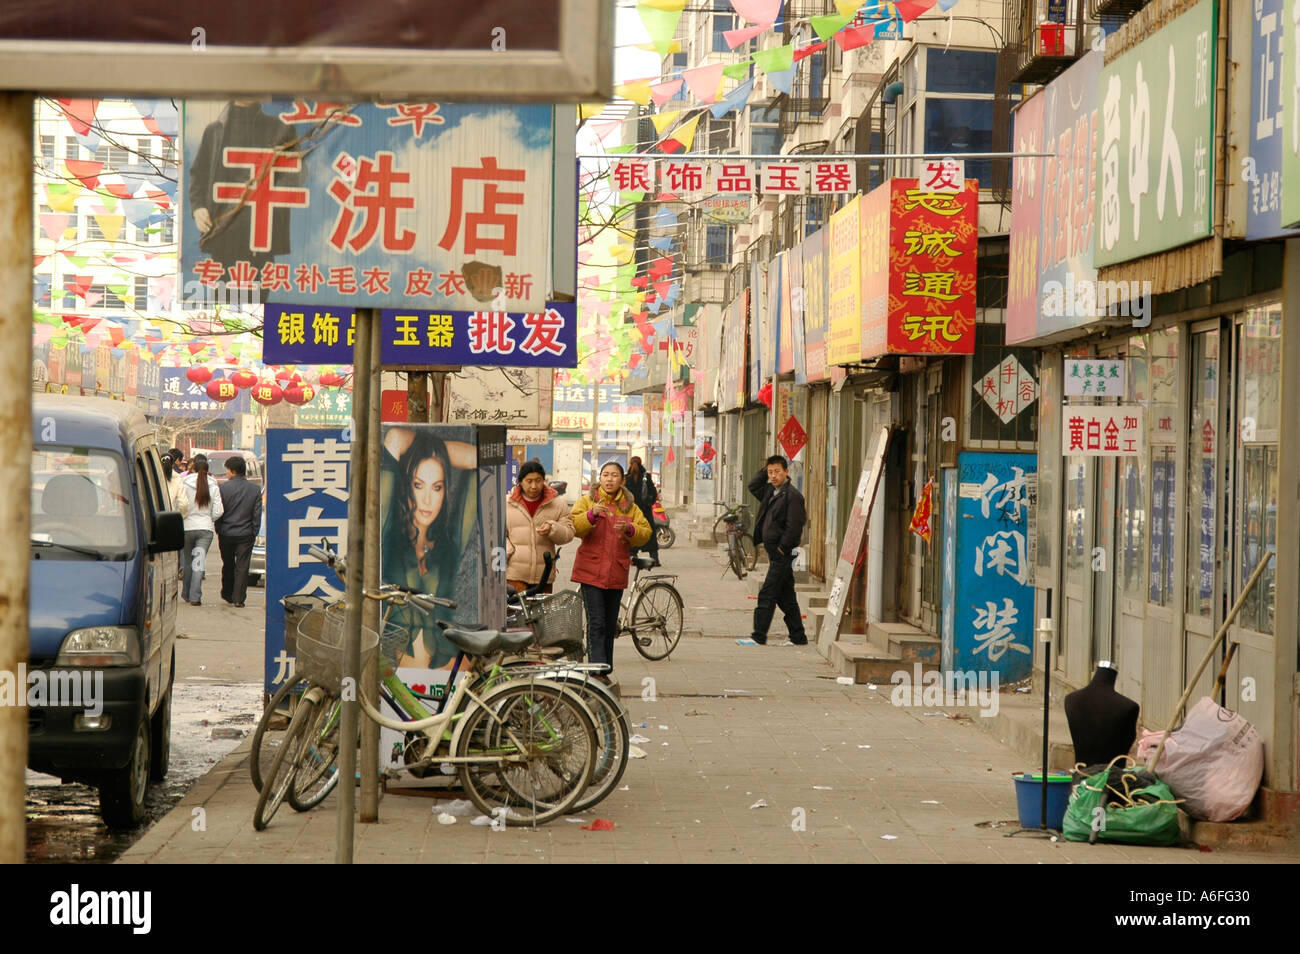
[216,456,262,608]
[746,455,807,646]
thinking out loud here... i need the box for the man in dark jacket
[216,456,263,608]
[747,455,807,646]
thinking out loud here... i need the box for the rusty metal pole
[336,309,372,863]
[407,371,428,423]
[359,306,382,821]
[0,93,32,866]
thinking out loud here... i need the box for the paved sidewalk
[119,535,1300,864]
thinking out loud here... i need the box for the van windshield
[31,446,136,557]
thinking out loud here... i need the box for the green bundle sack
[1063,759,1182,847]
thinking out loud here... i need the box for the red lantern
[251,383,283,406]
[186,366,213,385]
[283,384,316,406]
[205,379,238,402]
[230,369,258,389]
[274,369,294,384]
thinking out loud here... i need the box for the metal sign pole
[0,92,32,865]
[336,309,373,864]
[359,311,382,822]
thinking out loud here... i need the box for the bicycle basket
[295,604,379,694]
[377,616,415,671]
[529,590,584,650]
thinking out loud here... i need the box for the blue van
[29,395,185,827]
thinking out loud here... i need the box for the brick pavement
[119,533,1300,864]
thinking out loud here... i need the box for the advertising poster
[800,227,828,383]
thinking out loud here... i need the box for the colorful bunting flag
[682,63,726,103]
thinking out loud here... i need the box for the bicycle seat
[722,513,740,524]
[632,553,657,570]
[441,626,534,656]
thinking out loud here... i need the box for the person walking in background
[215,456,262,608]
[162,450,189,513]
[745,455,808,646]
[624,455,660,567]
[570,461,652,672]
[505,461,574,593]
[180,454,223,606]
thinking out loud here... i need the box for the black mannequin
[1063,661,1140,767]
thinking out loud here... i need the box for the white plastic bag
[1137,697,1263,822]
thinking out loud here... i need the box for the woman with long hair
[380,428,476,668]
[180,454,223,605]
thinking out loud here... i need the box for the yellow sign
[827,196,862,366]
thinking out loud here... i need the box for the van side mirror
[151,511,185,554]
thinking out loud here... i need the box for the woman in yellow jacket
[570,461,652,672]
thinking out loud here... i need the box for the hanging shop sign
[262,302,576,367]
[799,227,829,383]
[702,195,752,224]
[612,158,856,198]
[160,368,251,418]
[1094,0,1217,266]
[182,101,563,312]
[917,158,965,194]
[974,355,1039,423]
[1245,0,1298,238]
[1062,405,1145,455]
[860,178,979,358]
[826,196,862,366]
[1064,358,1126,396]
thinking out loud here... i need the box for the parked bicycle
[721,510,755,581]
[252,547,599,830]
[615,553,684,660]
[711,500,753,547]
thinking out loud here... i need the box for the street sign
[1064,359,1126,397]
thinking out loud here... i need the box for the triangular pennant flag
[45,183,77,213]
[93,213,125,243]
[834,22,877,50]
[811,13,851,40]
[650,109,683,135]
[722,61,754,80]
[833,0,860,16]
[938,0,959,9]
[653,208,679,228]
[102,183,133,200]
[96,193,120,213]
[635,39,683,54]
[765,67,796,94]
[122,198,157,230]
[57,99,100,137]
[650,78,685,107]
[653,280,672,301]
[648,235,677,251]
[794,40,829,61]
[682,63,726,104]
[724,24,767,48]
[730,0,783,22]
[661,112,702,152]
[894,0,937,22]
[649,257,674,280]
[638,4,686,57]
[615,80,653,106]
[753,44,795,76]
[710,78,755,118]
[39,213,71,242]
[64,159,104,191]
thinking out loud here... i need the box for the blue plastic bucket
[1011,772,1073,830]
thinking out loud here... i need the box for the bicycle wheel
[250,674,303,794]
[711,513,730,547]
[629,581,684,660]
[568,682,630,814]
[287,695,342,812]
[726,534,747,581]
[253,690,320,831]
[456,681,595,826]
[740,533,757,571]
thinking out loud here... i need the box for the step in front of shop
[828,641,935,685]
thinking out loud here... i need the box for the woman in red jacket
[570,461,652,672]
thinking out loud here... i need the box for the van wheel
[150,683,172,782]
[100,714,150,829]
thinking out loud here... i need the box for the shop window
[1118,336,1148,600]
[1065,456,1086,576]
[923,97,994,189]
[926,48,998,95]
[1036,361,1058,576]
[1234,304,1281,634]
[1185,328,1220,618]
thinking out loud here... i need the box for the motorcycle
[652,500,675,548]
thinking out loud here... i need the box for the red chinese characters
[327,152,415,253]
[212,147,309,253]
[713,162,753,193]
[811,161,855,194]
[662,161,703,194]
[612,159,655,192]
[518,308,567,357]
[438,157,526,256]
[468,312,516,355]
[760,163,804,194]
[377,102,445,138]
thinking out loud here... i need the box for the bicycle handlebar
[307,540,457,612]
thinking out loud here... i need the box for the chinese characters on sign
[262,302,577,367]
[917,157,965,194]
[1062,405,1145,455]
[1063,358,1126,396]
[1095,0,1216,266]
[613,158,857,196]
[974,355,1038,423]
[182,101,557,312]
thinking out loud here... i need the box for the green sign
[1285,0,1300,226]
[1095,0,1217,266]
[295,388,352,427]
